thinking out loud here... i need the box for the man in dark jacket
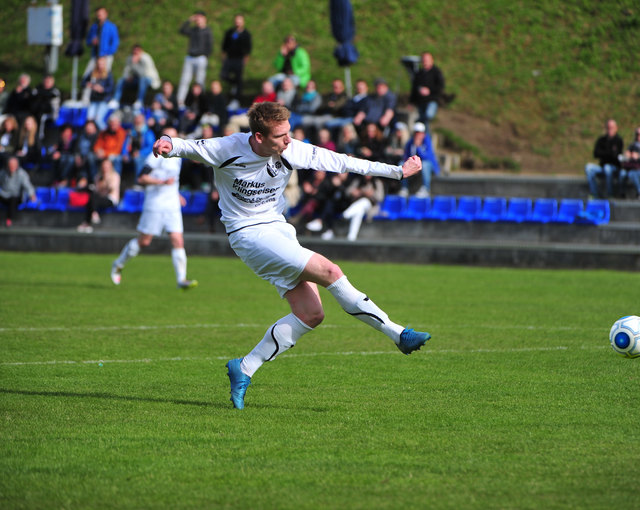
[220,14,252,106]
[409,52,445,129]
[585,119,624,198]
[176,11,213,106]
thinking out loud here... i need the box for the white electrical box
[27,5,63,46]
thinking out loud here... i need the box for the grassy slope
[2,252,640,509]
[2,0,640,171]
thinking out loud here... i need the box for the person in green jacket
[269,35,311,90]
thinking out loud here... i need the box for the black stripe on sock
[266,325,280,361]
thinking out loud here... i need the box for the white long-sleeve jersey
[165,133,403,234]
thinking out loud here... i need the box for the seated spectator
[0,77,9,114]
[323,78,369,132]
[154,80,180,128]
[179,82,208,135]
[0,114,20,163]
[336,123,360,156]
[357,122,386,162]
[294,79,322,115]
[202,79,229,132]
[276,77,297,110]
[82,56,115,130]
[317,128,336,152]
[269,34,311,89]
[353,78,396,133]
[288,170,328,228]
[51,125,78,186]
[75,120,100,181]
[94,114,127,174]
[622,127,640,198]
[318,79,348,117]
[339,174,385,241]
[125,113,156,177]
[399,122,440,198]
[585,119,624,198]
[305,172,351,238]
[15,115,41,171]
[110,44,161,110]
[77,158,121,233]
[409,51,445,130]
[4,74,35,126]
[147,99,170,136]
[0,155,35,227]
[32,74,61,131]
[385,121,411,164]
[181,123,215,189]
[226,81,277,132]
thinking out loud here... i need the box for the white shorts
[228,221,315,298]
[137,209,184,236]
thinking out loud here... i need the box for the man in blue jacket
[84,6,120,78]
[399,122,440,198]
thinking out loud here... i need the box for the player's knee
[299,308,325,328]
[138,236,152,248]
[325,262,344,285]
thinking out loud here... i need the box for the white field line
[1,345,608,367]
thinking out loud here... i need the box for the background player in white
[112,127,198,290]
[152,102,429,409]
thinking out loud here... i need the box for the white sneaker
[77,223,93,233]
[110,262,122,285]
[91,212,101,225]
[133,100,143,111]
[107,99,120,109]
[227,99,240,110]
[398,187,409,198]
[415,186,430,198]
[306,218,323,232]
[321,229,334,240]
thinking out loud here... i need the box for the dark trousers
[220,58,245,100]
[0,196,21,220]
[85,192,114,222]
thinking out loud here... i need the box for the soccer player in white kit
[111,128,198,290]
[152,102,430,409]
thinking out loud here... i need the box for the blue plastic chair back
[498,198,532,223]
[424,196,456,221]
[118,189,144,213]
[451,196,482,221]
[474,197,507,222]
[552,199,584,224]
[184,192,209,215]
[527,198,558,223]
[374,195,406,220]
[399,196,431,220]
[575,200,610,225]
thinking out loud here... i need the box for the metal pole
[71,56,78,101]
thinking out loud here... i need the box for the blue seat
[450,196,482,222]
[373,195,406,220]
[575,200,610,225]
[399,196,430,220]
[19,187,52,211]
[39,187,70,211]
[474,197,507,222]
[526,198,558,223]
[498,198,532,223]
[551,199,584,224]
[424,196,456,221]
[183,191,208,215]
[117,189,144,213]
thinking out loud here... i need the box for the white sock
[327,275,404,343]
[240,313,312,377]
[171,248,187,283]
[114,238,140,268]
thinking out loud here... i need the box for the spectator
[220,14,252,106]
[0,114,20,161]
[179,82,208,136]
[294,79,322,115]
[0,77,8,114]
[181,124,215,189]
[126,113,156,177]
[305,172,351,238]
[77,158,120,233]
[276,77,297,110]
[585,119,624,199]
[177,11,213,106]
[147,99,170,136]
[0,155,35,227]
[269,35,311,89]
[336,123,360,156]
[317,128,336,152]
[409,51,445,129]
[94,114,127,174]
[51,125,79,186]
[385,121,411,164]
[202,79,229,131]
[339,174,385,241]
[358,122,386,162]
[318,79,348,117]
[622,127,640,198]
[399,122,440,198]
[32,74,61,130]
[15,115,41,171]
[225,81,277,133]
[154,80,180,128]
[323,79,369,132]
[110,44,161,110]
[82,56,114,130]
[84,6,120,77]
[75,120,100,181]
[353,78,396,133]
[4,74,35,126]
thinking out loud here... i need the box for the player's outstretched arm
[152,136,173,158]
[401,155,423,178]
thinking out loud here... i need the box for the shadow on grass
[0,387,225,409]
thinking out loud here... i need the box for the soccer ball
[609,315,640,358]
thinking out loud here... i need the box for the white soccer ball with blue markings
[609,315,640,358]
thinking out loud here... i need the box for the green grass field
[1,251,639,509]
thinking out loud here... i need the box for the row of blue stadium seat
[17,187,210,215]
[373,196,610,225]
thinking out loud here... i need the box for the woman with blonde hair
[16,115,40,169]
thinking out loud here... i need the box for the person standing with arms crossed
[111,127,198,290]
[220,14,252,108]
[176,11,213,107]
[152,102,430,410]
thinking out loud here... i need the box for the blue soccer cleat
[398,328,431,355]
[226,358,251,409]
